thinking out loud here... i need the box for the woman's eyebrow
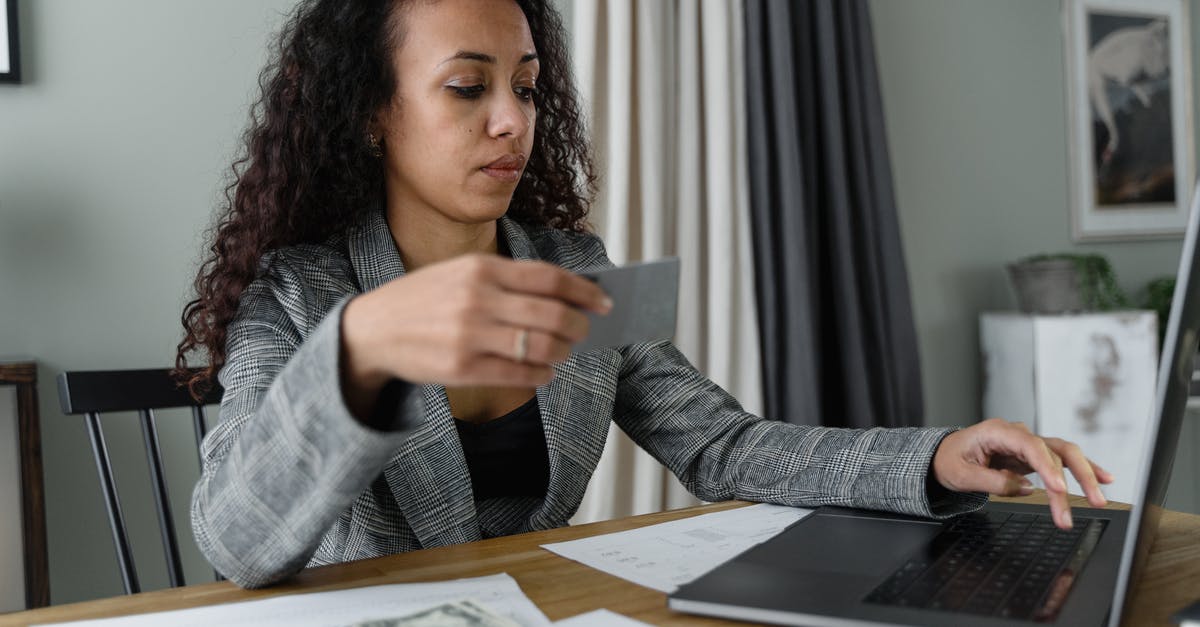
[439,51,539,66]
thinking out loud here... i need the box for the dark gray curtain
[744,0,923,428]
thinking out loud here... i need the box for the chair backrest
[56,368,223,594]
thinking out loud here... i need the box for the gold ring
[515,328,530,363]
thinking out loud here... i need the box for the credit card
[574,257,680,353]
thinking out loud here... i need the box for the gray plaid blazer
[191,209,985,588]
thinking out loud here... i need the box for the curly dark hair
[175,0,595,398]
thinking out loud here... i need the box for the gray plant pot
[1006,259,1084,314]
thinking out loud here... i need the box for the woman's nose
[487,92,532,139]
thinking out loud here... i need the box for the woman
[177,0,1111,589]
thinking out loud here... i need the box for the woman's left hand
[931,418,1116,530]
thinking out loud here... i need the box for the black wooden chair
[56,368,223,594]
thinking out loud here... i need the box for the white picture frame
[0,0,18,83]
[1064,0,1194,241]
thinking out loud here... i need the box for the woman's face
[378,0,538,226]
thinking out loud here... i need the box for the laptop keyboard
[864,511,1105,621]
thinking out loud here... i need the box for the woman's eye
[451,84,486,99]
[515,85,538,102]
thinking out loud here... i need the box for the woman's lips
[481,154,526,182]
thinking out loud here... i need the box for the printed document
[38,574,549,627]
[552,609,651,626]
[541,503,812,593]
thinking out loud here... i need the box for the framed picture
[1064,0,1194,241]
[0,0,18,84]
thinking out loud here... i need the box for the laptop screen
[1112,184,1200,626]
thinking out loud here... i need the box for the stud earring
[366,132,383,158]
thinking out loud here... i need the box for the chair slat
[84,412,140,595]
[139,409,184,588]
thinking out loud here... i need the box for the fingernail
[600,297,613,313]
[1019,484,1034,495]
[1063,511,1073,529]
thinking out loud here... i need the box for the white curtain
[570,0,764,523]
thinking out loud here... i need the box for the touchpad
[741,512,941,577]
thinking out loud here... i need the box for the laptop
[669,185,1200,626]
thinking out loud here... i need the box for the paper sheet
[38,574,550,627]
[541,503,812,593]
[552,609,651,626]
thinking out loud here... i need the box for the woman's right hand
[339,254,612,415]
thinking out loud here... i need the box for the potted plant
[1007,253,1129,314]
[1139,276,1175,347]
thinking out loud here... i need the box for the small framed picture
[0,0,19,84]
[1064,0,1194,241]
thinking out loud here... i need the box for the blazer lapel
[383,386,481,547]
[500,219,615,530]
[347,209,480,548]
[529,352,618,529]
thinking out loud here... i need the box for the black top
[453,396,550,500]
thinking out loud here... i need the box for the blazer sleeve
[190,257,422,589]
[611,340,987,519]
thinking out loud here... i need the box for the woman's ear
[366,128,383,158]
[369,104,396,143]
[364,114,384,157]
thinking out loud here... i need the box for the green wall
[870,0,1197,429]
[0,0,296,604]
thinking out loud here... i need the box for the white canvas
[981,312,1159,503]
[981,314,1038,432]
[1033,313,1158,502]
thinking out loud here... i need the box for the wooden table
[5,494,1198,626]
